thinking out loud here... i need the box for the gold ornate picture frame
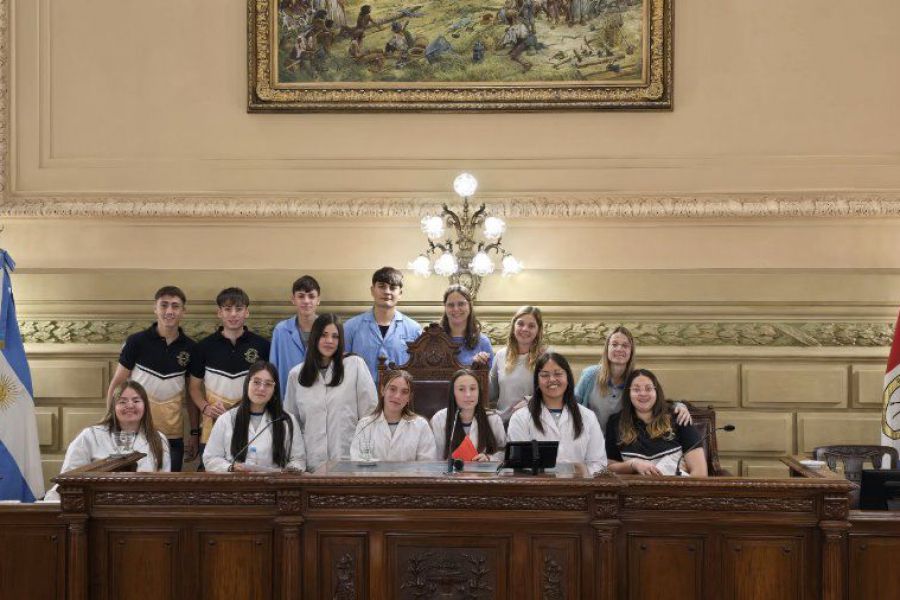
[248,0,672,112]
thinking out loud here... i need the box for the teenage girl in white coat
[204,361,306,473]
[350,370,436,462]
[283,314,377,471]
[45,380,169,501]
[431,369,506,462]
[508,352,607,475]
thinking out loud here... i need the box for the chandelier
[408,173,523,298]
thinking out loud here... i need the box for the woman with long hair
[605,369,707,477]
[283,313,377,471]
[507,352,606,474]
[489,305,546,423]
[204,361,305,472]
[350,370,436,461]
[575,326,691,430]
[45,380,170,500]
[440,284,494,367]
[431,369,506,462]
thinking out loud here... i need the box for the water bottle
[247,446,258,467]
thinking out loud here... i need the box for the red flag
[883,312,900,452]
[451,435,479,462]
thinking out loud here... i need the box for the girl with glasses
[507,352,607,474]
[440,284,494,368]
[45,380,169,501]
[605,369,707,477]
[203,361,306,472]
[283,314,377,471]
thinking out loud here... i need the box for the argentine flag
[0,251,44,501]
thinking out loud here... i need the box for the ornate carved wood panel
[387,534,510,600]
[849,535,900,600]
[107,530,178,600]
[0,527,63,600]
[199,531,273,600]
[318,534,367,600]
[626,534,704,600]
[531,536,580,600]
[722,536,802,600]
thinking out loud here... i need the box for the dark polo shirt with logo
[190,327,271,443]
[119,324,197,439]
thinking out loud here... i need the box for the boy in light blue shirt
[270,275,321,398]
[344,266,423,383]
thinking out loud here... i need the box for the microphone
[229,415,287,471]
[675,424,735,477]
[447,408,461,474]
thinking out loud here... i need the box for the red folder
[451,435,479,462]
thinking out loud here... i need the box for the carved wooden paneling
[722,536,802,600]
[319,534,367,600]
[627,535,703,600]
[199,531,273,600]
[107,530,178,600]
[849,535,900,600]
[387,534,509,600]
[308,493,587,511]
[531,536,579,600]
[0,527,63,600]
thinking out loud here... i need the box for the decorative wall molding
[19,318,894,347]
[4,192,900,219]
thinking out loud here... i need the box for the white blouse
[507,403,607,475]
[44,425,170,501]
[430,408,507,461]
[349,413,437,462]
[203,409,306,473]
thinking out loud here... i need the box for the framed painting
[248,0,671,111]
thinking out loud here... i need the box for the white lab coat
[507,403,607,474]
[203,409,306,473]
[44,425,170,501]
[430,408,507,461]
[349,412,437,462]
[283,355,377,472]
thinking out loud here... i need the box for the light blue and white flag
[0,251,44,501]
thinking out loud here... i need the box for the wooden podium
[0,454,880,600]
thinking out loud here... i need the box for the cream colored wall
[3,1,900,488]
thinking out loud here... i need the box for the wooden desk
[782,454,854,482]
[1,460,860,600]
[784,454,900,600]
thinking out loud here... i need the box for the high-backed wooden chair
[376,323,490,421]
[675,401,730,476]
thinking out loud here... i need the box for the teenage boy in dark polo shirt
[188,287,270,465]
[106,285,199,472]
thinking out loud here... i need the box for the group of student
[45,266,708,499]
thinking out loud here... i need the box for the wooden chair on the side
[676,401,730,476]
[812,445,898,508]
[376,323,490,421]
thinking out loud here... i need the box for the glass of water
[358,438,374,462]
[112,431,136,456]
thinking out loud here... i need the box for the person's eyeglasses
[249,378,276,389]
[115,398,143,406]
[538,370,566,380]
[629,386,656,395]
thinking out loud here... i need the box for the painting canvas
[248,0,671,111]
